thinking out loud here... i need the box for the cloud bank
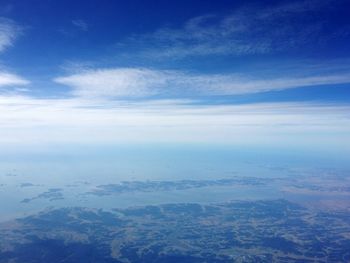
[0,93,349,148]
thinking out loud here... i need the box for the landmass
[1,199,349,262]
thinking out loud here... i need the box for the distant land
[1,199,350,262]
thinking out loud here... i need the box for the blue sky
[0,0,350,152]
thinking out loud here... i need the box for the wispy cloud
[54,67,350,98]
[54,68,169,98]
[0,18,28,88]
[72,19,88,31]
[0,71,29,87]
[117,0,342,58]
[0,17,22,52]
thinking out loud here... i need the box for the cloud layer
[0,93,349,148]
[54,67,350,98]
[0,1,348,152]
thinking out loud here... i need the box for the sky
[0,0,350,154]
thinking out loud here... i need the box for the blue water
[0,144,349,221]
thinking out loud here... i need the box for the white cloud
[54,68,170,98]
[0,72,29,87]
[54,67,350,98]
[0,93,349,151]
[197,74,350,95]
[0,18,21,52]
